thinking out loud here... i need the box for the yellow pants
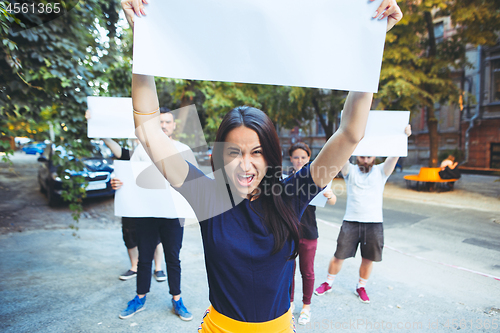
[198,305,295,333]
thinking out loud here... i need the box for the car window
[46,141,114,160]
[90,141,113,159]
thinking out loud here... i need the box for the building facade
[408,16,500,170]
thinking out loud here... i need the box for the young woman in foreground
[121,0,402,331]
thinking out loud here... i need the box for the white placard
[87,96,136,139]
[309,181,332,207]
[352,111,410,157]
[133,0,387,92]
[113,160,197,219]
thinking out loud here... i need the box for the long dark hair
[211,106,300,259]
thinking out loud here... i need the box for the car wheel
[47,187,60,207]
[39,180,47,194]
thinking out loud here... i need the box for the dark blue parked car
[194,147,212,166]
[37,141,115,206]
[22,142,46,155]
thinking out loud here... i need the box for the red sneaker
[314,282,332,296]
[355,287,370,303]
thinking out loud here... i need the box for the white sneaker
[298,308,311,325]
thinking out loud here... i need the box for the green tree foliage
[159,80,345,143]
[0,0,121,223]
[282,87,345,139]
[377,0,500,167]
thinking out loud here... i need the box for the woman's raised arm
[123,0,189,187]
[310,0,402,188]
[132,75,189,187]
[310,92,373,188]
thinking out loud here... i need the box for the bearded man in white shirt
[314,125,411,304]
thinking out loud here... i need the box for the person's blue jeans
[136,218,184,296]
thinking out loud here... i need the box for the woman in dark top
[288,142,336,325]
[121,0,402,331]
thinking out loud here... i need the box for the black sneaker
[153,270,167,282]
[119,270,137,281]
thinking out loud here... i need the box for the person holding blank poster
[288,142,337,325]
[314,125,411,304]
[121,0,402,331]
[116,108,197,321]
[107,139,166,285]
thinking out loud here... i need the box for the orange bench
[404,167,458,191]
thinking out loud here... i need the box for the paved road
[308,190,500,333]
[1,153,499,332]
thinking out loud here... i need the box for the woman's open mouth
[236,174,255,187]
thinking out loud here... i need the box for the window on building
[492,59,500,102]
[434,22,444,44]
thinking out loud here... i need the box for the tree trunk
[426,105,439,167]
[311,95,334,139]
[424,10,439,167]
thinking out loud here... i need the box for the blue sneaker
[119,295,146,319]
[172,297,193,321]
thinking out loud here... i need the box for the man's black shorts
[334,221,384,262]
[122,217,162,249]
[122,217,138,249]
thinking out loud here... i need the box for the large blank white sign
[87,96,136,138]
[352,111,410,157]
[133,0,387,92]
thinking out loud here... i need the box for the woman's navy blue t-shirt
[175,162,321,322]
